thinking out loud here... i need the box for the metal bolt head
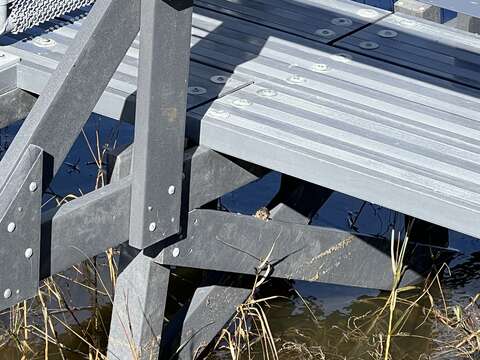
[210,75,228,84]
[312,63,330,73]
[172,248,180,257]
[314,28,336,38]
[168,185,175,195]
[286,75,307,84]
[256,88,277,97]
[149,222,157,232]
[7,222,15,233]
[331,17,353,26]
[3,289,11,299]
[378,29,398,38]
[232,98,252,108]
[29,182,38,192]
[359,41,379,50]
[32,37,56,47]
[357,9,379,18]
[188,86,207,95]
[207,108,230,120]
[399,19,417,28]
[331,53,353,63]
[25,248,33,259]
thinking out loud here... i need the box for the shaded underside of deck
[1,0,480,239]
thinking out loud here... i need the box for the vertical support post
[130,0,193,249]
[108,252,170,360]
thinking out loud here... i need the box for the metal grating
[7,0,95,34]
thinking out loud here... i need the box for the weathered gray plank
[196,0,388,43]
[188,69,480,238]
[335,13,480,89]
[155,209,453,290]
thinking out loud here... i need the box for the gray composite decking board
[0,1,383,115]
[0,13,253,122]
[43,5,368,73]
[185,33,480,239]
[195,0,389,43]
[2,2,480,240]
[334,13,480,89]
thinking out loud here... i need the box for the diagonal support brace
[154,209,455,290]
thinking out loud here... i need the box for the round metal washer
[311,63,330,73]
[207,108,230,120]
[330,53,353,63]
[188,86,207,95]
[331,17,353,26]
[232,98,252,108]
[359,41,379,50]
[32,37,56,47]
[29,182,38,192]
[357,9,379,18]
[210,75,228,84]
[3,289,11,299]
[377,29,398,38]
[256,88,277,97]
[399,19,417,28]
[286,75,307,84]
[314,28,336,37]
[149,222,157,232]
[7,222,15,233]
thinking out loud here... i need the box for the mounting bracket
[0,144,42,310]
